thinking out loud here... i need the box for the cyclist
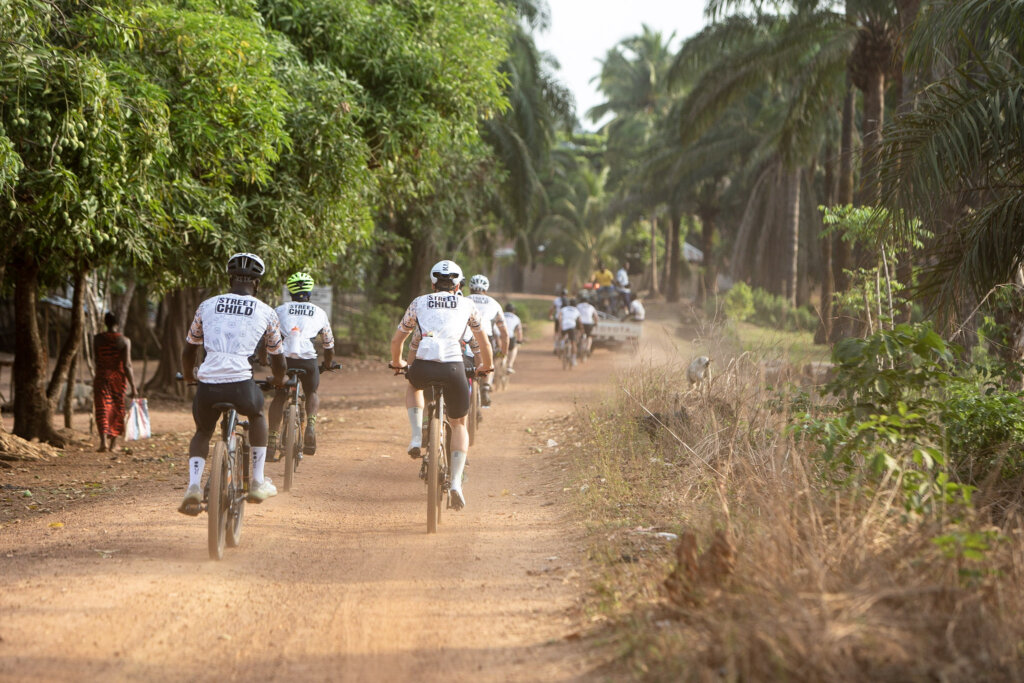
[390,260,493,510]
[576,297,597,356]
[557,297,583,365]
[267,271,335,459]
[627,295,646,321]
[503,302,524,374]
[548,287,568,354]
[179,253,286,515]
[467,274,508,407]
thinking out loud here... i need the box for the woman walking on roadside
[93,312,138,452]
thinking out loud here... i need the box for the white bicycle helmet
[430,259,464,286]
[469,274,489,291]
[226,252,266,278]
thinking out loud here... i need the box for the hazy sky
[534,1,709,130]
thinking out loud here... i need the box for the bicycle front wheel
[226,441,245,548]
[282,405,298,493]
[427,414,441,534]
[207,441,228,560]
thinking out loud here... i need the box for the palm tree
[878,0,1024,326]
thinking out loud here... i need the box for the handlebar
[320,362,341,373]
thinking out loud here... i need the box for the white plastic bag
[125,398,151,441]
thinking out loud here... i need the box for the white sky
[534,1,709,130]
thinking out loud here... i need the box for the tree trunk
[144,288,200,397]
[63,345,79,429]
[857,66,886,207]
[11,254,64,445]
[786,167,801,306]
[830,81,857,342]
[666,208,683,303]
[696,207,718,306]
[649,213,659,297]
[46,266,88,404]
[816,147,836,344]
[114,274,136,330]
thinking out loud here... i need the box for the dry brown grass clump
[571,354,1024,681]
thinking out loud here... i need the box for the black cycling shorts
[508,337,518,350]
[581,323,595,337]
[406,360,471,419]
[281,357,319,396]
[193,379,264,437]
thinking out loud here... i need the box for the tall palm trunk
[649,213,659,296]
[816,146,837,344]
[829,80,857,342]
[786,167,801,306]
[46,266,88,403]
[666,207,683,303]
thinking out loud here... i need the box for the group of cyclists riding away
[173,249,608,534]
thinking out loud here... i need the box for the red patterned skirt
[93,371,127,437]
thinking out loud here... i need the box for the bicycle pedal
[177,501,202,517]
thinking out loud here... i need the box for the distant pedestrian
[93,312,138,452]
[615,261,630,288]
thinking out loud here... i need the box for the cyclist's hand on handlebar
[319,361,341,373]
[271,373,287,388]
[475,364,494,376]
[388,360,408,375]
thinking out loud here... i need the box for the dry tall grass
[571,348,1024,681]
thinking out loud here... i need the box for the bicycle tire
[226,439,245,548]
[283,405,297,493]
[437,418,449,528]
[208,441,228,560]
[427,414,440,534]
[467,379,479,446]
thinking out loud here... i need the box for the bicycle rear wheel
[282,405,297,493]
[427,414,441,534]
[226,440,245,548]
[208,441,228,560]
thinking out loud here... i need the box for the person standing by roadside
[93,312,139,453]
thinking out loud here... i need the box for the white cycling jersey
[629,299,646,321]
[399,292,482,363]
[186,293,283,384]
[468,293,504,338]
[503,311,522,337]
[576,301,597,325]
[276,301,334,360]
[558,305,581,331]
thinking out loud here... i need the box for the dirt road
[0,322,683,682]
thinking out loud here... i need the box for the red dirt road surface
[0,325,678,682]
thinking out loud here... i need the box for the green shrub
[722,281,754,321]
[749,287,817,332]
[348,303,404,358]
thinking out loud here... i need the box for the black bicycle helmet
[227,252,266,279]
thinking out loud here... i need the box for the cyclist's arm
[494,314,509,355]
[182,309,204,381]
[264,313,287,385]
[470,324,493,372]
[320,318,335,368]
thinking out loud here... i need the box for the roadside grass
[568,351,1024,681]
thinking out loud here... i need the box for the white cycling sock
[188,457,205,488]
[450,450,467,491]
[408,407,423,445]
[251,446,267,484]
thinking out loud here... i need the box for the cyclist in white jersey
[268,272,335,459]
[503,302,524,373]
[557,297,583,364]
[179,253,286,514]
[467,274,508,407]
[548,287,568,353]
[576,298,597,353]
[390,260,493,510]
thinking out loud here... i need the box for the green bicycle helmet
[286,271,315,294]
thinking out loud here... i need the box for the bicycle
[557,330,577,370]
[176,373,250,561]
[391,363,488,533]
[259,362,340,493]
[494,351,509,391]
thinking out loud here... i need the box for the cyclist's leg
[507,338,519,372]
[295,358,320,453]
[180,382,224,513]
[439,363,471,507]
[267,386,287,458]
[405,382,425,457]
